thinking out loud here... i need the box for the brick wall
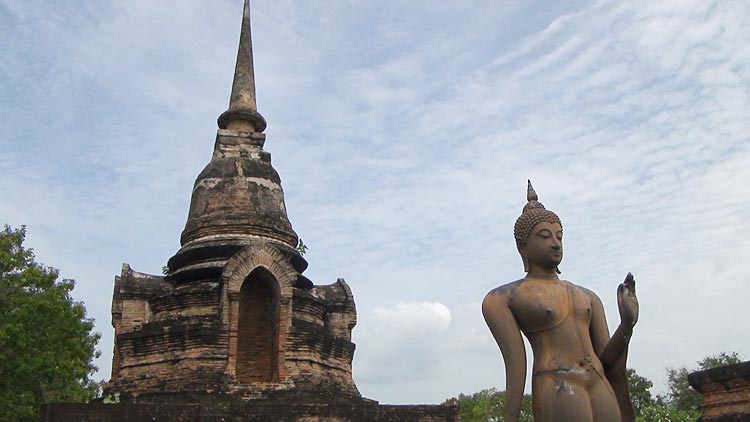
[41,402,460,422]
[689,361,750,422]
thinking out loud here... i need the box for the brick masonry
[41,402,460,422]
[106,245,362,402]
[688,361,750,422]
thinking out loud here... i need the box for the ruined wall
[41,402,460,422]
[689,361,750,422]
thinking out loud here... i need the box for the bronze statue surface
[482,181,638,422]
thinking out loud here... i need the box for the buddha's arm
[482,292,526,422]
[589,289,633,365]
[599,275,638,370]
[590,293,635,422]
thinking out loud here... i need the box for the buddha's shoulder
[561,280,602,302]
[484,278,525,300]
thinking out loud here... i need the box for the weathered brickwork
[689,361,750,422]
[107,243,361,401]
[42,402,460,422]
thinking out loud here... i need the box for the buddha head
[514,181,562,273]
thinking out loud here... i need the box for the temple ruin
[42,1,458,420]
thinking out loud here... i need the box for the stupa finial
[217,0,267,132]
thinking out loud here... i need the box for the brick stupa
[106,0,358,401]
[42,1,458,421]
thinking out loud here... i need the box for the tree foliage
[637,404,700,422]
[296,238,308,256]
[627,368,654,416]
[0,225,101,421]
[631,353,742,422]
[443,388,533,422]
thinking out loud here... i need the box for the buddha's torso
[506,277,604,381]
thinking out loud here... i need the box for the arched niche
[221,243,296,384]
[236,267,280,383]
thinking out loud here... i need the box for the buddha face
[520,221,563,272]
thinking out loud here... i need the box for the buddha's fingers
[622,272,635,296]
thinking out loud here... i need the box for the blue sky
[2,0,749,404]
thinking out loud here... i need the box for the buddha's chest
[510,283,591,334]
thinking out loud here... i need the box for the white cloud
[373,301,452,332]
[354,301,501,404]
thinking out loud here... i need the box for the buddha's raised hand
[617,273,639,330]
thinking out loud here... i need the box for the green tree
[627,368,654,417]
[637,403,700,422]
[443,388,533,422]
[635,351,742,422]
[0,225,101,421]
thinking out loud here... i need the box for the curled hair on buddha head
[514,180,562,272]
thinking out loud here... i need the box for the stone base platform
[41,401,459,422]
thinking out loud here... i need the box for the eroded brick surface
[107,248,362,401]
[689,361,750,422]
[42,402,460,422]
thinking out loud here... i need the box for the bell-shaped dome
[180,136,297,249]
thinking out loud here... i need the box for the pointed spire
[217,0,267,132]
